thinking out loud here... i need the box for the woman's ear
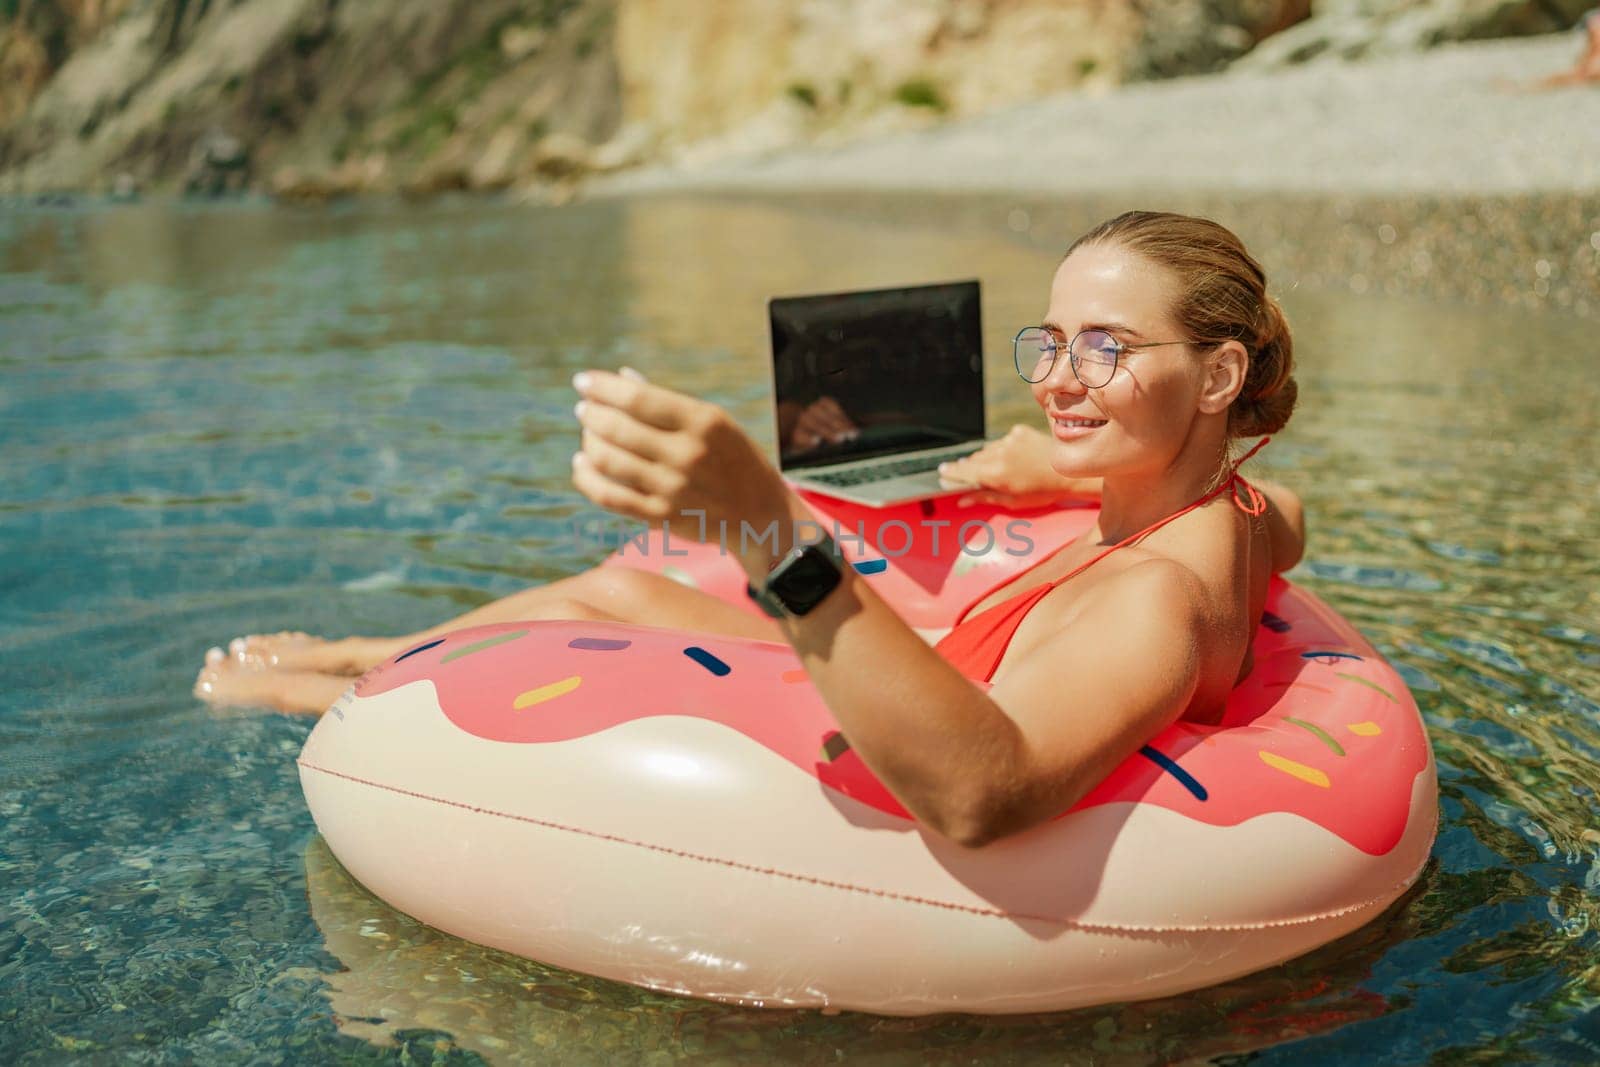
[1197,340,1249,415]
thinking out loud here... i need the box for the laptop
[769,280,986,508]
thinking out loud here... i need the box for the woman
[197,210,1306,848]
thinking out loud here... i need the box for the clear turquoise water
[2,195,1597,1064]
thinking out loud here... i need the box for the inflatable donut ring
[299,496,1437,1015]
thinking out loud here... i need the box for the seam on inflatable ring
[300,759,1433,935]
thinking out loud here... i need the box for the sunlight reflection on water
[1,195,1596,1064]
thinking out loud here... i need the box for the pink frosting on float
[356,575,1428,856]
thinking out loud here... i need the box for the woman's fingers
[579,428,682,498]
[574,370,695,431]
[938,449,994,488]
[570,366,794,541]
[937,461,975,488]
[571,452,668,521]
[576,397,676,465]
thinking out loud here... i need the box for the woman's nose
[1041,353,1088,394]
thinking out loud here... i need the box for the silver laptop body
[768,280,986,508]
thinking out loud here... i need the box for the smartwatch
[746,532,845,618]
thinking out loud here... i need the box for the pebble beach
[594,35,1600,318]
[599,36,1600,199]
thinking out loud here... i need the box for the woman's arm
[572,371,1206,847]
[756,491,1205,846]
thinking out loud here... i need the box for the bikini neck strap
[1076,436,1273,570]
[1217,435,1271,517]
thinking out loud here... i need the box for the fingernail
[205,646,224,664]
[937,463,950,473]
[572,451,587,467]
[619,366,646,382]
[572,371,592,393]
[574,400,587,419]
[229,637,246,654]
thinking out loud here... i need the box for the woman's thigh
[559,566,785,642]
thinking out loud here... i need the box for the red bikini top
[932,438,1271,684]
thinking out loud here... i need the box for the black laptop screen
[769,280,984,470]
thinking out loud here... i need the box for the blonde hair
[1066,211,1297,438]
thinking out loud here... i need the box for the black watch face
[770,545,843,615]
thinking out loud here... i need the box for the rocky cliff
[0,0,1574,198]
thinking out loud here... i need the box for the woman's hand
[571,368,795,547]
[937,424,1100,508]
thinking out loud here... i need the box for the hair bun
[1232,295,1297,437]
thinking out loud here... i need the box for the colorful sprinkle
[780,668,808,684]
[851,558,889,575]
[1335,672,1398,703]
[1258,751,1330,788]
[395,638,445,663]
[1301,650,1364,663]
[568,637,632,651]
[1283,717,1346,756]
[1260,611,1292,633]
[1347,721,1383,736]
[1138,745,1208,801]
[512,675,582,710]
[661,565,699,589]
[683,646,731,677]
[440,630,529,664]
[820,732,852,761]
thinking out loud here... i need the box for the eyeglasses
[1012,326,1193,388]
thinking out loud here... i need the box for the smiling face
[1031,241,1219,482]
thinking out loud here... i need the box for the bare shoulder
[1103,555,1209,615]
[1067,540,1239,662]
[1104,557,1214,648]
[1021,553,1209,664]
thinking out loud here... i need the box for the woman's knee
[530,594,614,623]
[567,565,668,611]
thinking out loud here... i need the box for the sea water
[1,194,1596,1064]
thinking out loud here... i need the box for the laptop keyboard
[802,452,953,487]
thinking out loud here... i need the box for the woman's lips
[1050,415,1108,440]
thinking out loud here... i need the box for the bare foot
[226,631,404,675]
[195,647,354,715]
